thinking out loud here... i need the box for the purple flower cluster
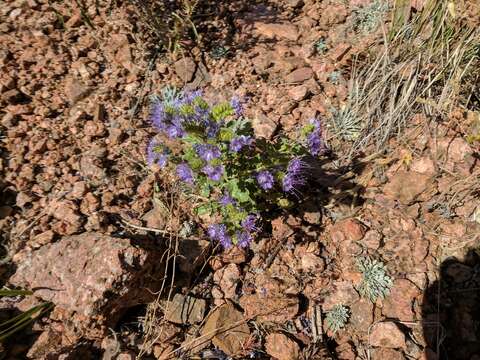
[242,214,258,232]
[176,163,194,184]
[146,138,168,168]
[282,157,308,193]
[208,224,232,249]
[256,170,274,190]
[307,119,326,156]
[219,192,236,206]
[202,164,224,181]
[150,90,207,140]
[231,97,243,117]
[236,231,252,248]
[230,135,253,152]
[195,144,221,162]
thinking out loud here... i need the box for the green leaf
[219,128,234,142]
[226,179,252,204]
[195,203,213,216]
[211,102,234,122]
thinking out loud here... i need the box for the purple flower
[205,120,221,138]
[287,156,309,175]
[166,124,185,138]
[282,157,307,193]
[176,163,194,184]
[256,170,274,190]
[184,89,203,103]
[146,138,168,168]
[307,118,326,156]
[150,102,167,131]
[202,164,224,181]
[241,215,258,232]
[195,144,221,162]
[219,192,236,206]
[231,97,243,117]
[229,135,253,152]
[236,231,252,248]
[208,224,232,249]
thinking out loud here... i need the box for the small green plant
[357,256,393,302]
[325,305,350,334]
[210,46,230,60]
[0,288,53,341]
[330,106,362,141]
[314,38,328,54]
[146,88,326,249]
[328,70,342,85]
[353,0,390,33]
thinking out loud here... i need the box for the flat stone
[173,57,196,83]
[254,22,299,41]
[164,294,206,325]
[383,171,434,205]
[265,333,300,360]
[201,302,250,356]
[286,67,314,83]
[370,322,406,349]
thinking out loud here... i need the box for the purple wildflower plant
[202,164,224,181]
[229,135,253,152]
[195,144,221,162]
[146,88,329,252]
[146,138,168,168]
[176,163,194,184]
[208,224,232,249]
[256,170,275,190]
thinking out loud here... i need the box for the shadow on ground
[422,249,480,360]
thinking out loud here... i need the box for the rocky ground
[1,0,480,359]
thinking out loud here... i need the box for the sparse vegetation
[147,87,326,248]
[357,257,393,303]
[325,305,350,334]
[0,289,52,342]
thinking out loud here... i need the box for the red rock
[201,303,250,356]
[173,57,196,83]
[9,232,163,323]
[213,263,240,299]
[323,280,360,310]
[329,43,352,62]
[288,85,308,101]
[410,157,436,175]
[265,333,300,360]
[370,322,406,349]
[330,218,367,242]
[64,77,89,103]
[286,67,314,83]
[371,348,405,360]
[383,279,421,321]
[252,112,278,139]
[164,293,206,324]
[383,171,434,205]
[240,294,299,323]
[349,299,374,334]
[254,22,299,41]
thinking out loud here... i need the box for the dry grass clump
[332,0,480,157]
[129,0,199,53]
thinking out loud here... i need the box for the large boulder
[9,232,164,327]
